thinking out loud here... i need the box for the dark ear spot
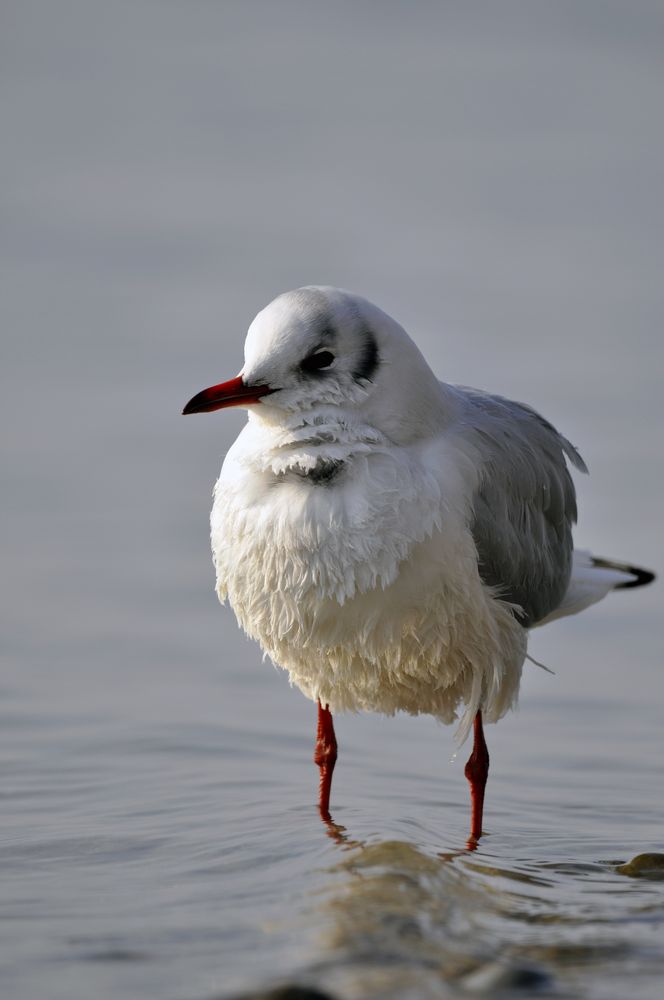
[353,332,379,382]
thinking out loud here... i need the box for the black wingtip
[591,557,656,590]
[614,566,657,590]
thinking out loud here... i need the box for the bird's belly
[212,460,526,738]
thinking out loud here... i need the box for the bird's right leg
[464,709,489,845]
[314,700,337,821]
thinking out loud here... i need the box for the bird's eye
[300,349,335,373]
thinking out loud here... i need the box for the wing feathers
[458,388,586,626]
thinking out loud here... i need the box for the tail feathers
[535,550,655,627]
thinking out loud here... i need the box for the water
[2,2,663,997]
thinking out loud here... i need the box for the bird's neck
[249,405,385,442]
[243,407,387,478]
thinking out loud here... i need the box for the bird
[183,286,654,843]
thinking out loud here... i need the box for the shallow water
[2,2,663,998]
[4,653,664,999]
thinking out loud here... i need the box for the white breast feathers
[211,413,526,742]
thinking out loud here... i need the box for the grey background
[2,3,663,999]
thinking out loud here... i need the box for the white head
[183,286,449,444]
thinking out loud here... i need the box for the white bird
[183,286,654,842]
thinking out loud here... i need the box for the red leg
[464,710,489,844]
[314,701,337,821]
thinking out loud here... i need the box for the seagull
[183,286,654,843]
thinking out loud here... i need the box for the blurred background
[2,3,663,999]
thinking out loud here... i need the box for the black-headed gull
[183,286,654,842]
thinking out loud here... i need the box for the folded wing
[458,388,588,627]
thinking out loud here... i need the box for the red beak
[182,375,273,415]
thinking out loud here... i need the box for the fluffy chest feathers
[212,415,469,606]
[210,413,525,737]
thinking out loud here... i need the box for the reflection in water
[319,815,362,851]
[291,831,664,1000]
[310,838,550,998]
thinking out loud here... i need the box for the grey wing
[457,387,588,627]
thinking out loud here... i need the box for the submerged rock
[615,853,664,880]
[226,984,337,1000]
[459,958,551,993]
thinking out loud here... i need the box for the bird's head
[183,286,447,443]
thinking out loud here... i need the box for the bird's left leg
[314,700,337,821]
[464,710,489,844]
